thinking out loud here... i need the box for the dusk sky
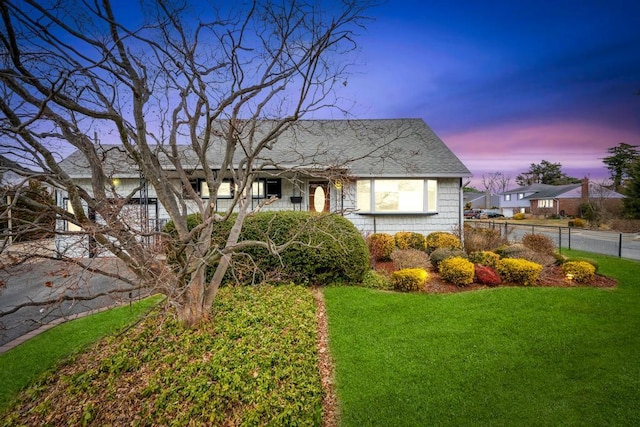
[335,0,640,188]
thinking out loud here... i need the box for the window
[65,199,81,231]
[537,199,554,208]
[251,180,265,198]
[504,194,512,201]
[518,193,525,200]
[356,179,437,213]
[201,181,233,198]
[265,179,282,198]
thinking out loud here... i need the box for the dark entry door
[308,182,330,213]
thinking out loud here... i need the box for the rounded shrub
[361,270,393,290]
[468,250,500,268]
[572,218,585,227]
[496,243,555,266]
[390,248,431,270]
[165,211,369,286]
[563,257,599,273]
[367,233,395,261]
[394,232,426,251]
[474,264,502,286]
[513,213,526,220]
[391,268,429,292]
[439,257,475,286]
[429,247,467,270]
[425,231,462,254]
[562,261,596,283]
[521,233,556,255]
[495,258,543,286]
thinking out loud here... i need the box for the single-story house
[55,119,471,256]
[498,179,624,217]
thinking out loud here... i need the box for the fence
[469,221,640,261]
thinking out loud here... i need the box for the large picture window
[356,179,438,213]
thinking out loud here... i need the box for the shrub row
[367,231,462,261]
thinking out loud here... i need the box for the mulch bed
[373,261,617,293]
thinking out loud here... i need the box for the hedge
[164,211,369,286]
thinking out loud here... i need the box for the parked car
[464,209,482,219]
[464,209,504,219]
[483,210,505,218]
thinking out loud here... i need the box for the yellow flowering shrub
[496,258,542,286]
[391,268,429,292]
[439,256,475,286]
[562,261,596,283]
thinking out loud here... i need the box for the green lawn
[0,295,163,412]
[324,250,640,426]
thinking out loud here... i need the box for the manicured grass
[0,295,163,412]
[325,250,640,426]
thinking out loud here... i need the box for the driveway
[0,256,142,348]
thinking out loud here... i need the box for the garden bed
[373,260,617,293]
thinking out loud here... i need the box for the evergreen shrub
[495,258,543,286]
[425,232,462,254]
[164,211,369,286]
[391,268,429,292]
[361,270,393,290]
[394,232,426,251]
[439,257,475,286]
[468,251,500,268]
[367,233,395,261]
[562,261,596,283]
[429,247,467,269]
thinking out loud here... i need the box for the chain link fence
[468,221,640,260]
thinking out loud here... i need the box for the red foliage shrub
[474,264,502,286]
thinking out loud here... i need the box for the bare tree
[0,0,373,325]
[581,179,624,227]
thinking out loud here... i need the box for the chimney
[581,177,589,201]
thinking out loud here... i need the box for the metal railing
[468,221,640,260]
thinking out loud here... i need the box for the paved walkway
[0,254,140,351]
[0,303,121,354]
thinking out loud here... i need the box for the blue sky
[334,0,640,187]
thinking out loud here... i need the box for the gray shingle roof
[521,183,581,200]
[59,119,471,179]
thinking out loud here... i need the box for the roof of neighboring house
[463,191,485,204]
[58,119,472,179]
[521,183,581,200]
[500,183,558,195]
[502,181,625,201]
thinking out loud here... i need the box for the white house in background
[497,184,547,217]
[55,119,471,257]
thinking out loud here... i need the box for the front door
[308,182,330,213]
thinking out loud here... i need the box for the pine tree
[623,159,640,219]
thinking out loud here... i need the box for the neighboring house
[497,184,547,217]
[464,191,499,209]
[55,119,471,256]
[499,179,625,218]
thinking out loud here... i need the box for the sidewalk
[0,304,121,354]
